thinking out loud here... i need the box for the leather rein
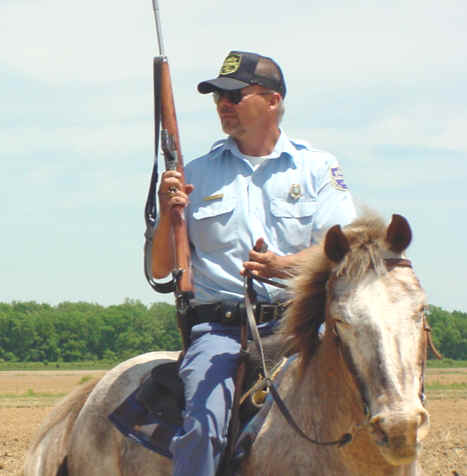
[243,257,435,448]
[243,269,352,447]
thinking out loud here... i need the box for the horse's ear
[386,214,412,253]
[325,225,350,263]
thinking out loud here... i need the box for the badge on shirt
[330,167,349,191]
[288,184,303,201]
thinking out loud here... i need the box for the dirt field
[0,368,465,475]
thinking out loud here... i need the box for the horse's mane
[282,212,390,373]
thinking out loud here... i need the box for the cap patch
[220,54,241,76]
[330,166,349,191]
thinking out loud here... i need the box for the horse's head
[285,213,430,466]
[324,213,429,464]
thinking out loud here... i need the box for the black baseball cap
[198,51,286,98]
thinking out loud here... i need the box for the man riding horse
[150,50,357,476]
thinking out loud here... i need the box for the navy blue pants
[169,324,242,476]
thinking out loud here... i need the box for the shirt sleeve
[311,158,357,243]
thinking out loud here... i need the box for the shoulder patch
[330,166,349,191]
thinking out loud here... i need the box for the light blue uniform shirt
[184,130,356,304]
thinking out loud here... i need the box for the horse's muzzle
[369,407,430,465]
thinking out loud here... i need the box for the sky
[1,0,466,311]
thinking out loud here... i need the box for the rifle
[144,0,193,350]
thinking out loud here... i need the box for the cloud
[2,0,466,83]
[0,0,155,82]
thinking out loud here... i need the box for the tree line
[0,300,180,363]
[426,305,467,360]
[0,301,465,362]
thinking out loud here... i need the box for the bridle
[329,258,433,434]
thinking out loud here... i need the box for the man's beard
[221,116,245,137]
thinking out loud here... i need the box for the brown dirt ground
[0,369,465,476]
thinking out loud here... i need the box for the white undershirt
[240,153,270,170]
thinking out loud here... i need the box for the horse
[22,212,431,476]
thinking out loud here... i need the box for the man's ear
[269,92,281,106]
[269,92,283,121]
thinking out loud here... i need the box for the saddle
[135,331,286,440]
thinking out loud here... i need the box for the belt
[189,302,286,327]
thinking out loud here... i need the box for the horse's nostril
[418,410,429,428]
[416,409,431,441]
[369,407,430,448]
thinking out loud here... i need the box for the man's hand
[242,238,293,279]
[152,171,194,279]
[158,170,194,216]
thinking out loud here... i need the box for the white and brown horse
[23,213,430,476]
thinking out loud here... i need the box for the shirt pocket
[190,198,238,252]
[270,198,318,252]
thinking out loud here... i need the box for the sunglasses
[212,90,272,105]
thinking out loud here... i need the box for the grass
[0,388,67,407]
[425,381,467,400]
[0,365,465,407]
[425,381,467,391]
[426,368,467,375]
[0,389,66,399]
[0,360,117,371]
[0,358,465,371]
[427,359,467,368]
[78,375,94,385]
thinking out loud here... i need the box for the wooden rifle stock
[155,56,193,299]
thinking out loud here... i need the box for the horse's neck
[297,333,364,437]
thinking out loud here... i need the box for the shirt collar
[212,130,297,164]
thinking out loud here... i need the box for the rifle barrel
[152,0,166,56]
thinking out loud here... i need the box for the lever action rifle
[144,0,193,350]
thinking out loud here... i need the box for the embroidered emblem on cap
[220,54,241,75]
[330,167,349,191]
[288,184,303,201]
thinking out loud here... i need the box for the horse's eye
[334,319,352,337]
[335,318,350,327]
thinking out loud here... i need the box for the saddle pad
[108,387,178,458]
[108,355,297,462]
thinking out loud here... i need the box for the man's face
[214,86,273,139]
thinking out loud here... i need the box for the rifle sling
[143,56,175,294]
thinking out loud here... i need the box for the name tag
[203,193,224,202]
